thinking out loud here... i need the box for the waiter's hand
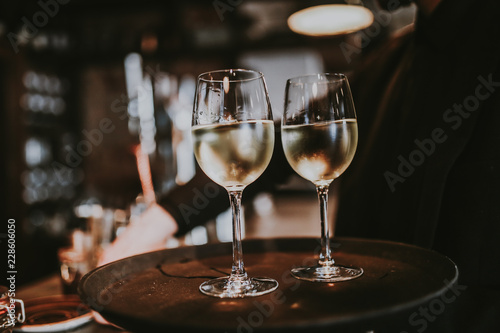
[98,203,178,266]
[94,203,177,326]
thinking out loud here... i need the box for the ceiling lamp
[288,4,374,37]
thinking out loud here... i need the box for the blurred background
[0,0,416,286]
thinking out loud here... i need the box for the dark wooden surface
[79,237,458,333]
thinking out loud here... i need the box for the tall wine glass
[192,69,278,297]
[281,73,363,282]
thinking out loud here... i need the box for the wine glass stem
[317,184,334,266]
[228,190,247,278]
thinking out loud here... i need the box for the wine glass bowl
[193,120,274,189]
[192,69,278,297]
[281,119,357,186]
[281,73,363,282]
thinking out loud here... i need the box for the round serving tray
[79,237,458,332]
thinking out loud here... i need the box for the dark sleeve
[159,124,294,236]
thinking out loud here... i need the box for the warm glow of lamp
[288,4,374,37]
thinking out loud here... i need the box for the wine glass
[281,73,363,282]
[192,69,278,297]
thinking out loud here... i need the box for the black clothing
[337,0,500,331]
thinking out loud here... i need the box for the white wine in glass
[193,120,275,188]
[282,73,363,282]
[192,69,279,297]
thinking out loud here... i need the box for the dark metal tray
[79,237,458,332]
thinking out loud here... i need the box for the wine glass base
[200,276,279,298]
[291,264,363,282]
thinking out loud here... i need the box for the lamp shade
[288,4,374,36]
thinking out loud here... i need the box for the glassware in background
[281,73,363,282]
[57,231,92,295]
[164,74,197,185]
[192,69,278,298]
[58,248,87,295]
[124,53,196,200]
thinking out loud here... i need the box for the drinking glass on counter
[281,73,363,282]
[192,69,278,298]
[58,230,93,294]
